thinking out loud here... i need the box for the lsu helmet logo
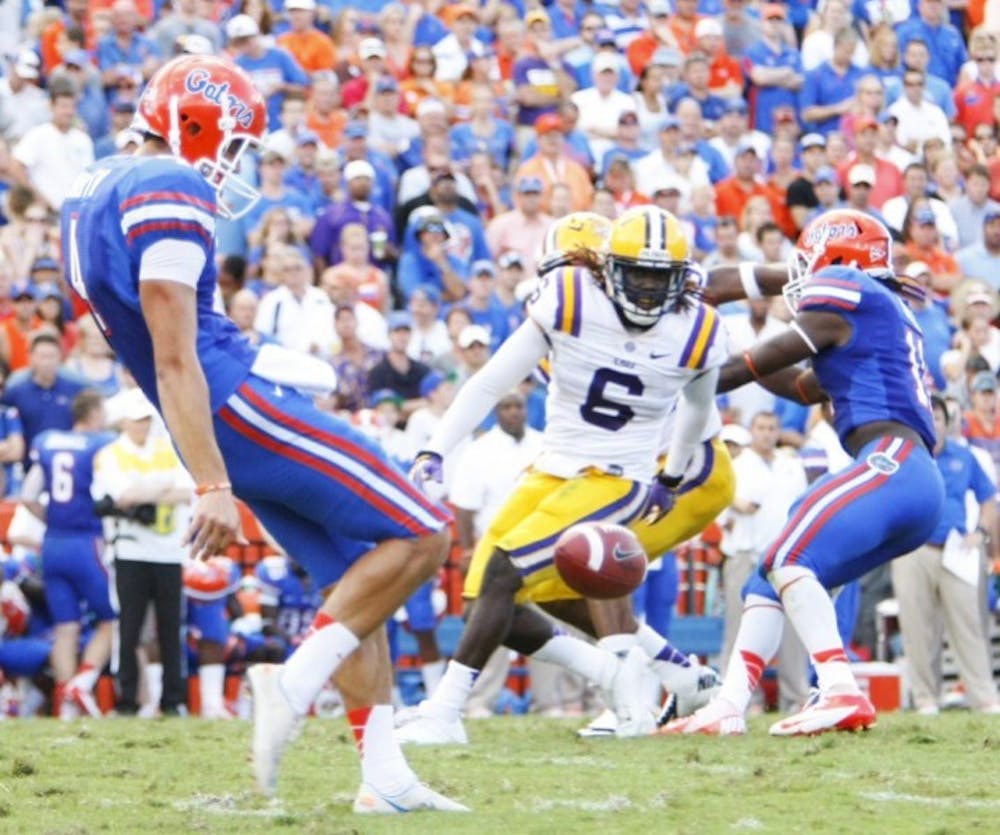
[185,69,256,129]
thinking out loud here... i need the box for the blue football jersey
[798,266,936,451]
[255,555,322,640]
[31,430,115,534]
[60,156,258,413]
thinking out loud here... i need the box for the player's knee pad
[767,565,817,598]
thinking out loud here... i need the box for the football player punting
[663,209,945,737]
[402,207,729,744]
[61,55,464,813]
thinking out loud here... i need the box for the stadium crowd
[0,0,999,720]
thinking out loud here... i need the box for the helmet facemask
[607,258,691,328]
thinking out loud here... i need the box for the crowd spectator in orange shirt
[955,36,999,136]
[715,141,774,226]
[669,0,705,55]
[902,203,962,295]
[0,284,42,372]
[514,114,593,213]
[400,48,453,118]
[626,1,675,77]
[835,116,903,209]
[696,17,743,99]
[277,0,336,74]
[305,71,347,150]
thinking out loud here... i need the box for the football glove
[410,451,445,499]
[644,472,683,524]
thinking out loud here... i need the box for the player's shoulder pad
[800,265,864,313]
[527,265,594,337]
[677,301,722,370]
[118,158,217,226]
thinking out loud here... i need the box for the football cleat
[674,657,724,717]
[353,781,470,814]
[248,664,304,796]
[611,646,656,738]
[395,703,468,746]
[62,685,102,720]
[768,690,876,737]
[577,708,617,738]
[658,697,747,736]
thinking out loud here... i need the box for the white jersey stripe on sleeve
[800,285,861,305]
[121,203,216,238]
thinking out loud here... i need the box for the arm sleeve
[663,366,719,481]
[139,240,207,289]
[20,464,45,503]
[424,321,549,458]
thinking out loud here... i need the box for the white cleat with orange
[658,697,747,736]
[768,691,876,737]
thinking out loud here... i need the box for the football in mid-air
[554,523,648,599]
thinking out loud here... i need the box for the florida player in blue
[254,554,323,659]
[21,387,116,719]
[664,209,946,737]
[60,55,461,814]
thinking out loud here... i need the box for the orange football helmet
[134,55,267,219]
[785,209,895,313]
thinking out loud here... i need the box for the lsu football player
[403,206,727,743]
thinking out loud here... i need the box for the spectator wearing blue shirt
[450,86,517,171]
[957,211,1000,290]
[800,28,864,135]
[282,130,327,216]
[598,111,650,176]
[2,332,86,462]
[61,50,110,141]
[745,4,804,134]
[96,1,161,90]
[886,38,958,120]
[397,212,469,303]
[891,394,1000,715]
[902,261,953,390]
[93,100,138,160]
[239,147,315,255]
[418,171,492,274]
[340,121,398,216]
[310,159,396,273]
[895,0,968,87]
[226,14,310,130]
[667,53,728,124]
[459,262,511,350]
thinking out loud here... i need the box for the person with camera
[91,388,194,716]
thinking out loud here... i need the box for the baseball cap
[651,47,682,68]
[648,0,671,15]
[344,159,375,181]
[903,260,931,279]
[121,388,157,422]
[517,176,544,194]
[592,53,619,75]
[296,129,320,147]
[967,288,996,306]
[525,8,550,26]
[369,388,403,408]
[374,76,398,93]
[651,175,686,196]
[359,37,386,59]
[415,213,448,236]
[472,260,497,277]
[10,283,35,301]
[722,98,748,115]
[984,208,1000,223]
[719,423,751,447]
[416,97,447,118]
[800,133,826,151]
[736,138,759,156]
[763,2,787,19]
[458,324,491,349]
[344,121,367,139]
[855,115,879,133]
[535,112,563,134]
[63,49,90,68]
[419,370,447,398]
[972,371,998,393]
[285,0,316,9]
[814,165,838,185]
[848,163,875,186]
[595,28,618,47]
[660,115,681,131]
[13,50,40,80]
[913,206,936,225]
[618,110,639,125]
[226,14,260,40]
[31,257,60,273]
[387,311,412,331]
[498,251,524,269]
[695,17,723,39]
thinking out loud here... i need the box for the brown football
[554,523,648,600]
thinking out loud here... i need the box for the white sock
[280,613,361,715]
[71,663,100,692]
[423,659,478,721]
[596,632,638,656]
[773,568,858,694]
[144,663,163,710]
[531,633,618,691]
[349,704,417,796]
[199,664,225,716]
[421,659,445,695]
[718,594,785,713]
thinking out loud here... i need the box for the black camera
[94,495,157,527]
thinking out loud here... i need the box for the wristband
[794,373,811,405]
[743,350,763,382]
[657,472,683,490]
[194,482,232,497]
[739,262,762,300]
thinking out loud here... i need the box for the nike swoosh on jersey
[649,352,671,359]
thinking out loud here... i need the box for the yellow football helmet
[605,206,693,327]
[537,212,613,275]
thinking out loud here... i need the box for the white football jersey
[526,267,727,482]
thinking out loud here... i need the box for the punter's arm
[702,262,791,306]
[139,274,240,560]
[717,311,849,395]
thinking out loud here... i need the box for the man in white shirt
[432,4,486,82]
[887,69,951,154]
[367,77,419,159]
[721,299,789,426]
[11,79,94,210]
[719,411,810,711]
[0,51,51,143]
[253,244,334,357]
[570,53,635,162]
[635,115,711,194]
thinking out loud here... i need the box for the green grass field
[1,713,998,834]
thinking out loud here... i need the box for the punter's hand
[184,490,242,560]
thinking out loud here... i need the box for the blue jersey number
[579,368,644,431]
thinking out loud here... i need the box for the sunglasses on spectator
[975,56,996,63]
[25,214,48,223]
